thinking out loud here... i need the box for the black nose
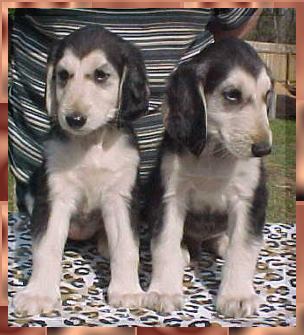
[65,113,87,129]
[252,143,272,157]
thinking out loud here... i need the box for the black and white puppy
[14,26,149,315]
[143,38,273,317]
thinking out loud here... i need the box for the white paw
[108,288,145,308]
[216,291,262,317]
[13,285,61,316]
[143,291,184,313]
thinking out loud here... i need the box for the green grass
[265,119,295,222]
[8,119,295,222]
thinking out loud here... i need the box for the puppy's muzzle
[251,142,272,157]
[65,113,87,129]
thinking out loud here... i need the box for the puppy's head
[46,25,149,136]
[165,38,273,159]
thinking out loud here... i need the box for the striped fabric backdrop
[8,8,256,186]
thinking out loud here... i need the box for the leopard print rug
[8,213,296,327]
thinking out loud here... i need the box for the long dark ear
[45,42,59,117]
[164,63,207,156]
[119,43,149,122]
[265,68,276,119]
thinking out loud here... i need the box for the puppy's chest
[183,157,235,186]
[179,158,260,212]
[74,146,117,189]
[46,135,139,198]
[75,144,123,176]
[176,157,239,211]
[186,174,232,212]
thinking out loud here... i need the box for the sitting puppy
[14,25,149,315]
[143,38,273,317]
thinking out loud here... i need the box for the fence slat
[247,40,296,84]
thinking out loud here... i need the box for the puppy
[143,38,273,317]
[13,25,149,315]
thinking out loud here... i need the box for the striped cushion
[8,8,256,185]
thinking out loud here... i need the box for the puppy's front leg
[13,199,74,315]
[101,193,143,308]
[216,199,263,317]
[144,200,187,313]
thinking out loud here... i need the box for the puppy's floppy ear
[118,42,149,122]
[266,88,276,118]
[164,63,207,156]
[265,70,276,118]
[45,42,59,118]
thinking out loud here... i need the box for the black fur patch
[192,37,266,94]
[29,161,51,241]
[50,26,126,75]
[182,209,228,259]
[165,63,207,157]
[140,155,165,239]
[184,209,228,240]
[249,160,268,238]
[15,180,30,213]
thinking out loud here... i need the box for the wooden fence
[247,41,296,84]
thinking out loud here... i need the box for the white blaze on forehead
[57,49,80,72]
[219,67,256,97]
[56,48,118,78]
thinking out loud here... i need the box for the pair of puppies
[13,26,273,318]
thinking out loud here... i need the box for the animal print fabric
[8,213,296,327]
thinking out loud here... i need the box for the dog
[142,38,273,317]
[13,25,149,315]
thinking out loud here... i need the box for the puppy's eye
[223,89,242,103]
[57,69,69,83]
[94,69,109,83]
